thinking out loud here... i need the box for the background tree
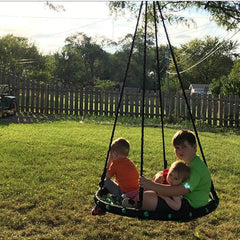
[64,33,110,86]
[54,33,112,87]
[111,32,168,90]
[0,34,52,82]
[108,1,240,30]
[109,1,240,93]
[54,44,88,87]
[167,36,238,90]
[210,59,240,96]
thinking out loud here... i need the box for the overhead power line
[167,29,240,75]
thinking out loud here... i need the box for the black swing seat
[94,188,219,222]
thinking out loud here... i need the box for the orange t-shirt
[108,157,139,193]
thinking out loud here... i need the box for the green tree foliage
[194,1,240,30]
[66,33,110,86]
[54,44,88,87]
[108,2,240,93]
[210,59,240,96]
[54,32,112,87]
[111,32,168,90]
[94,78,118,89]
[167,36,238,90]
[108,1,240,30]
[0,34,53,82]
[53,31,169,90]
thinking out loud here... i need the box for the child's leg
[103,179,122,200]
[141,191,159,211]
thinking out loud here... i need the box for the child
[139,129,211,215]
[155,161,190,210]
[92,137,139,215]
[123,161,190,211]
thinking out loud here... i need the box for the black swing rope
[156,1,218,200]
[94,1,219,221]
[99,1,144,188]
[153,1,167,170]
[139,0,148,207]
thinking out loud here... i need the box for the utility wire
[167,28,240,75]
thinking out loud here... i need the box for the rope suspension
[156,2,217,199]
[139,0,148,208]
[99,2,144,188]
[153,1,167,170]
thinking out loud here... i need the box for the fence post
[65,87,69,115]
[21,78,26,112]
[99,88,103,116]
[69,86,74,115]
[229,95,235,127]
[49,84,54,115]
[104,89,108,116]
[74,87,78,116]
[44,83,49,114]
[196,94,201,120]
[135,92,140,117]
[202,94,207,122]
[94,88,98,115]
[218,95,222,127]
[25,79,30,112]
[207,95,212,125]
[84,88,88,116]
[55,84,59,115]
[191,94,196,121]
[79,87,83,116]
[213,95,218,126]
[223,95,229,127]
[89,88,93,114]
[15,75,20,111]
[235,95,239,127]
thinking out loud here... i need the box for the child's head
[172,129,196,147]
[167,161,190,186]
[171,129,197,163]
[110,137,130,158]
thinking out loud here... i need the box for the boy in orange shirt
[92,137,139,215]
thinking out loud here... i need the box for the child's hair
[169,161,190,182]
[172,129,196,147]
[111,137,130,156]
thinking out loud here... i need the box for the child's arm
[158,195,182,211]
[139,176,190,196]
[105,158,113,180]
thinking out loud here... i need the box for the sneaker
[91,205,106,216]
[122,198,138,208]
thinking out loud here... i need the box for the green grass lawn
[0,116,239,239]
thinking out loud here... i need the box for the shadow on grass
[1,112,239,135]
[0,112,83,125]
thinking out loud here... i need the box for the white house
[189,84,210,95]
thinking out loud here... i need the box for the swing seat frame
[94,189,219,222]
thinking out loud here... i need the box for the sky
[0,1,239,55]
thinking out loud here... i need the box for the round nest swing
[93,1,219,222]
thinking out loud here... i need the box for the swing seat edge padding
[94,189,219,222]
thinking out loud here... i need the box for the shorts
[156,197,193,216]
[126,189,139,201]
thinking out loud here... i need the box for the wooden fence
[0,71,239,127]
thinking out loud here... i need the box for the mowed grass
[0,118,239,240]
